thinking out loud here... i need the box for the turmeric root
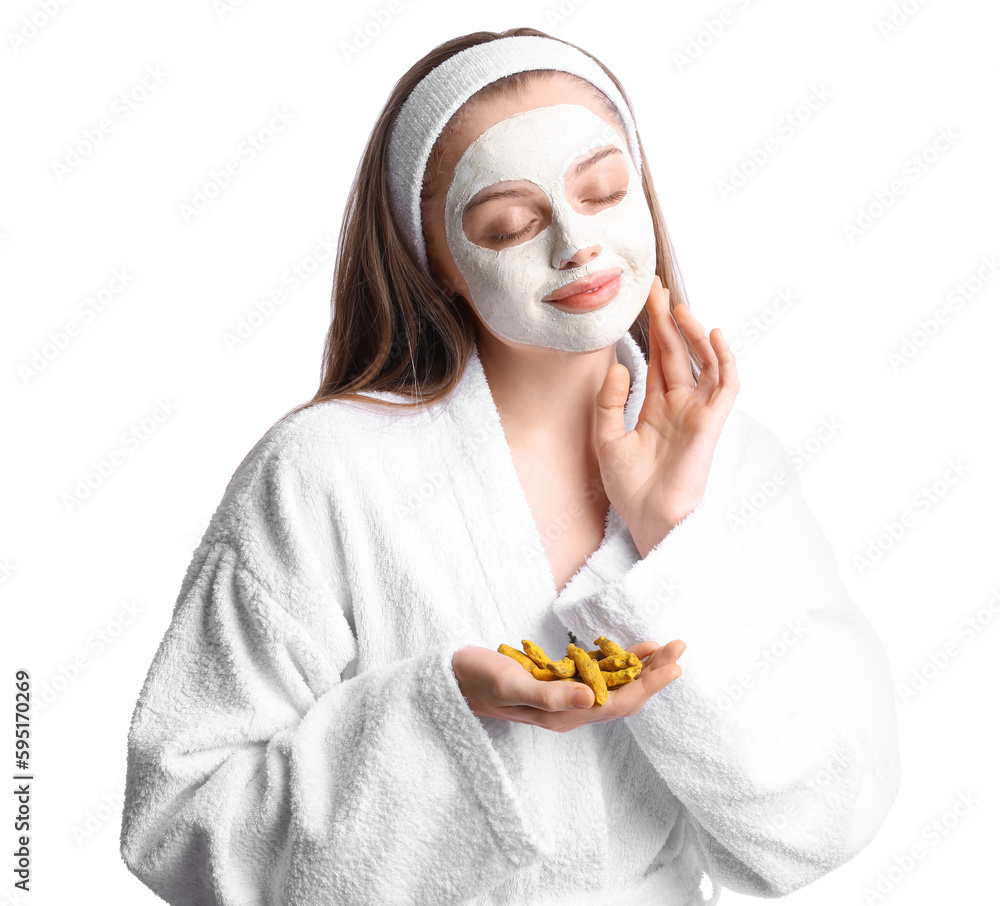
[501,634,643,700]
[595,636,643,671]
[601,664,642,688]
[594,635,629,661]
[498,644,536,672]
[596,654,630,671]
[532,666,576,681]
[545,656,577,678]
[521,639,555,670]
[567,643,608,706]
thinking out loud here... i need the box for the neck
[476,331,629,458]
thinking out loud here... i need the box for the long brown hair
[272,26,697,433]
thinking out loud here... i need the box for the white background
[2,0,998,903]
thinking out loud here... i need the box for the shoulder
[201,394,448,546]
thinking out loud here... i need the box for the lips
[542,268,623,303]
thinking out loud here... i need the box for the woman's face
[421,76,657,353]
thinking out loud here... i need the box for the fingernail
[574,692,591,708]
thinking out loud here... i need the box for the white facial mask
[443,103,656,352]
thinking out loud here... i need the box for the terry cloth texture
[120,330,901,905]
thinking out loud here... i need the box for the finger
[653,639,687,665]
[648,276,696,391]
[644,278,667,399]
[638,657,683,698]
[598,661,680,717]
[488,703,574,728]
[709,329,740,402]
[594,360,631,450]
[673,303,720,395]
[505,672,593,712]
[626,641,661,663]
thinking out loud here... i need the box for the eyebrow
[570,145,622,176]
[463,146,623,213]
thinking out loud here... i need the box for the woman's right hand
[452,640,685,733]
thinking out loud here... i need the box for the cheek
[600,188,655,258]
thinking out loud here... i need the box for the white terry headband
[387,34,643,277]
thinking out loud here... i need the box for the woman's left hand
[595,275,740,558]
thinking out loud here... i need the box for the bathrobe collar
[442,331,647,608]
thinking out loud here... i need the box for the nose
[554,243,601,270]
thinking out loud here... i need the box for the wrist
[628,503,700,559]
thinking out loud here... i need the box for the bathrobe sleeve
[552,412,902,898]
[119,433,543,905]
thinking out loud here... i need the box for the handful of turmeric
[497,634,643,707]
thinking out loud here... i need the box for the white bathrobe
[120,330,901,905]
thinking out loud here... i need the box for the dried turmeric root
[501,634,644,700]
[595,636,644,670]
[545,656,577,678]
[594,635,629,660]
[531,666,577,681]
[521,639,555,670]
[498,644,536,672]
[567,643,608,706]
[601,664,642,688]
[596,654,630,671]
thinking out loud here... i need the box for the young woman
[120,28,901,905]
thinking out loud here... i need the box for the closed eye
[492,189,628,243]
[493,222,535,243]
[584,188,627,205]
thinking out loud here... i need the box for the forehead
[460,103,621,176]
[425,75,627,198]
